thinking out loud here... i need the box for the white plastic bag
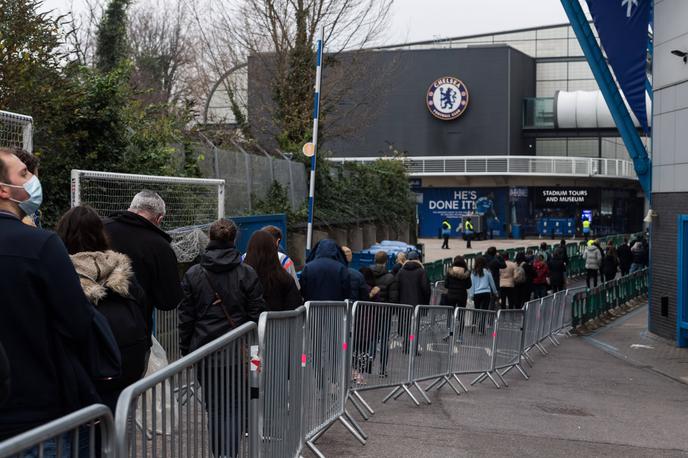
[136,336,173,437]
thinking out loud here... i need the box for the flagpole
[306,28,324,256]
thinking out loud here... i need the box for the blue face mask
[2,175,43,216]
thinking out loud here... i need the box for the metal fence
[257,308,305,458]
[302,302,365,456]
[114,322,258,458]
[0,404,114,458]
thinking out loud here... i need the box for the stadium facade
[248,23,646,239]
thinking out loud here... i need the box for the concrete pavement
[313,321,688,457]
[420,237,573,263]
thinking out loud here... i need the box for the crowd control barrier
[114,322,258,458]
[0,404,114,458]
[257,308,306,458]
[348,302,419,408]
[154,309,182,362]
[3,266,650,458]
[302,302,366,456]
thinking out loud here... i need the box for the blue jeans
[630,263,643,273]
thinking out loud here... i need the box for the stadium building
[248,23,647,239]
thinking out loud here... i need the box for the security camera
[671,49,688,63]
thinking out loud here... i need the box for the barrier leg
[424,377,444,392]
[344,410,368,441]
[413,381,433,405]
[401,384,421,406]
[443,375,462,396]
[452,374,470,392]
[382,386,402,403]
[338,415,367,445]
[548,334,560,346]
[522,352,534,367]
[471,372,488,385]
[485,372,501,389]
[352,391,374,416]
[515,363,530,380]
[495,370,509,388]
[306,441,327,458]
[535,343,549,355]
[348,393,370,421]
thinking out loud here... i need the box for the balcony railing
[328,155,637,180]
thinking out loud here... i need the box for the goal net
[0,110,33,152]
[71,169,225,259]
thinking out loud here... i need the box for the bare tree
[198,0,396,153]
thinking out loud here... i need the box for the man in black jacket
[104,190,183,343]
[485,246,507,290]
[178,219,266,356]
[0,149,97,439]
[0,341,9,407]
[370,251,399,303]
[617,238,633,276]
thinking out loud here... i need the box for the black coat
[547,257,567,287]
[0,341,9,407]
[348,268,368,302]
[617,243,633,270]
[299,240,351,302]
[0,212,96,440]
[262,273,302,312]
[485,255,507,288]
[104,211,183,340]
[443,266,472,306]
[178,240,266,356]
[396,261,431,306]
[70,251,149,412]
[370,264,399,303]
[601,254,619,277]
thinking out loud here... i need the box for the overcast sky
[42,0,573,45]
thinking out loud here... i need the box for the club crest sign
[426,76,469,121]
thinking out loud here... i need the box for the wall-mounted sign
[426,76,469,121]
[534,188,600,207]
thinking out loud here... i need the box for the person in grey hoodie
[583,241,603,288]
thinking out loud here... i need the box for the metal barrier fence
[114,322,258,458]
[448,308,497,389]
[408,306,457,404]
[348,302,418,406]
[302,302,365,456]
[489,309,528,386]
[257,308,305,458]
[430,281,446,305]
[0,404,114,458]
[154,309,182,362]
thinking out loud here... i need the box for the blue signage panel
[417,187,508,238]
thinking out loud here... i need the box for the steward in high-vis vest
[582,218,591,242]
[464,217,474,249]
[441,220,451,249]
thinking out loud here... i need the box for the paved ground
[312,307,688,457]
[585,305,688,385]
[420,237,573,263]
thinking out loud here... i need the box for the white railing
[328,155,638,180]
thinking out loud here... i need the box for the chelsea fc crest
[426,76,469,121]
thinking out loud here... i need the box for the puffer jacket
[178,240,266,356]
[499,261,516,288]
[370,264,399,303]
[70,250,148,411]
[547,255,567,287]
[583,245,603,270]
[443,266,472,304]
[397,261,431,306]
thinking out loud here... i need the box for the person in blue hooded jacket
[300,239,351,301]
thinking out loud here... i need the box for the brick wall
[649,193,687,341]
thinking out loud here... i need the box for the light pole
[305,29,324,256]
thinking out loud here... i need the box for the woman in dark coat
[547,248,567,293]
[56,206,149,413]
[442,255,472,308]
[244,230,302,311]
[601,246,620,283]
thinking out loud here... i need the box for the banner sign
[534,188,599,207]
[586,0,651,131]
[417,187,508,237]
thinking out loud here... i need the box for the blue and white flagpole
[305,29,324,256]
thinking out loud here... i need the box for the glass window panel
[536,38,568,57]
[537,80,567,97]
[537,62,568,80]
[568,38,584,57]
[568,61,593,80]
[567,79,599,91]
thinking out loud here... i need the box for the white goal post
[70,169,225,232]
[0,109,33,152]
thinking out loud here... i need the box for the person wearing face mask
[103,190,183,346]
[0,148,99,441]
